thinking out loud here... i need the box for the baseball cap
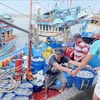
[73,33,82,40]
[62,43,68,47]
[55,48,64,55]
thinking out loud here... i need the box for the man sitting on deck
[45,48,80,95]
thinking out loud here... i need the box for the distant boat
[80,13,100,44]
[36,3,87,42]
[0,14,17,56]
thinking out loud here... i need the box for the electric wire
[0,3,37,21]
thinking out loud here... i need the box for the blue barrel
[32,48,42,57]
[72,68,96,90]
[31,57,46,72]
[49,41,56,49]
[88,55,100,68]
[57,42,63,48]
[55,72,73,88]
[39,42,48,52]
[82,32,88,37]
[47,37,52,42]
[41,43,48,49]
[33,85,42,92]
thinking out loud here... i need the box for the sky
[0,0,100,15]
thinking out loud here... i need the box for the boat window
[56,28,57,31]
[8,31,10,37]
[40,24,42,30]
[46,25,48,31]
[59,27,64,31]
[91,20,94,24]
[49,25,51,30]
[43,25,45,30]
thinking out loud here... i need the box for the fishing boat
[36,1,88,42]
[0,14,17,56]
[0,0,99,100]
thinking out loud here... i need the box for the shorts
[44,72,67,88]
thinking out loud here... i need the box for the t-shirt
[46,55,69,75]
[88,40,100,59]
[64,48,74,60]
[74,41,89,61]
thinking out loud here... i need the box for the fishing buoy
[42,52,47,58]
[0,61,3,68]
[14,59,22,80]
[19,52,23,58]
[8,57,11,63]
[46,51,51,57]
[10,56,14,60]
[47,47,52,52]
[2,59,8,67]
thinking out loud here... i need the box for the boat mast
[28,0,33,70]
[70,0,72,8]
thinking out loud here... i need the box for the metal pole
[0,18,61,37]
[28,0,33,70]
[0,18,29,33]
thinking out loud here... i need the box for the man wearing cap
[62,43,74,60]
[45,48,80,94]
[73,33,89,62]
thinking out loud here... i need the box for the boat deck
[48,76,97,100]
[49,85,95,100]
[32,75,97,100]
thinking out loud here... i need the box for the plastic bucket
[57,42,63,48]
[82,32,88,37]
[49,41,56,49]
[55,72,73,88]
[40,43,48,49]
[72,68,96,90]
[47,37,52,42]
[14,59,22,80]
[30,67,37,74]
[33,85,42,92]
[31,57,46,72]
[32,47,42,57]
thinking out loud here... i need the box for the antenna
[91,5,95,14]
[70,0,72,8]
